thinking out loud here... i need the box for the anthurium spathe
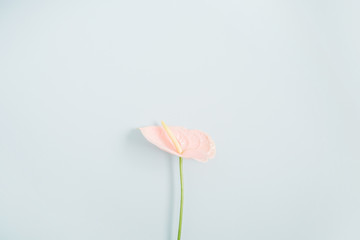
[140,122,216,162]
[139,121,216,240]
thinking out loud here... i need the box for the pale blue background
[1,0,360,239]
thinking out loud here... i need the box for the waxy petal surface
[140,126,216,162]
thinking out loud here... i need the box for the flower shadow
[125,128,159,167]
[166,154,176,240]
[126,128,177,239]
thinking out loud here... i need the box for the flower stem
[177,157,184,240]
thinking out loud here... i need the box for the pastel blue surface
[1,1,360,239]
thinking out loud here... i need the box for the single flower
[140,121,216,162]
[139,121,216,240]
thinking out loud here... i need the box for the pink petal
[139,126,216,162]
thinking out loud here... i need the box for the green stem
[177,157,184,240]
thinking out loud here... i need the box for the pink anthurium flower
[139,121,216,240]
[140,122,216,162]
